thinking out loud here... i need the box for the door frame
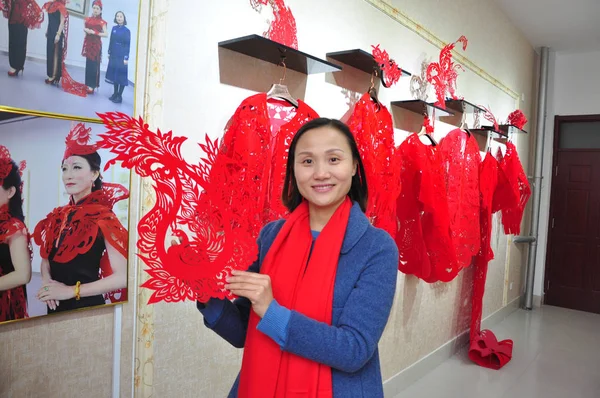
[544,114,600,300]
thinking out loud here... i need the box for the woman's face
[116,12,125,25]
[0,185,15,208]
[62,156,98,199]
[293,126,357,212]
[92,5,101,17]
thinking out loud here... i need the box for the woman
[1,0,44,76]
[34,123,128,313]
[81,0,107,94]
[198,118,399,397]
[42,0,65,85]
[0,146,31,322]
[105,11,130,104]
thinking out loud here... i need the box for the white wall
[0,0,140,82]
[534,49,600,298]
[0,116,131,273]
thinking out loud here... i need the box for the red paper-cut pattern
[98,97,317,303]
[498,142,531,235]
[0,205,30,322]
[347,92,400,237]
[250,0,298,49]
[395,134,458,282]
[33,183,129,303]
[371,44,402,88]
[63,122,98,159]
[480,105,499,132]
[439,128,480,271]
[2,0,44,29]
[469,153,514,370]
[42,1,88,97]
[0,146,12,186]
[507,110,528,130]
[427,36,468,109]
[82,14,106,62]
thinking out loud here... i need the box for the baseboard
[532,294,543,308]
[383,296,521,397]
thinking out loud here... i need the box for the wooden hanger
[418,116,437,146]
[266,58,298,107]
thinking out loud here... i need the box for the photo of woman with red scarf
[0,146,30,323]
[0,0,43,76]
[81,0,107,94]
[33,123,128,313]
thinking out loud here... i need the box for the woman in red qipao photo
[0,146,31,322]
[34,123,128,313]
[81,0,108,94]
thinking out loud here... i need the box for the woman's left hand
[124,60,128,65]
[37,280,75,302]
[225,270,273,318]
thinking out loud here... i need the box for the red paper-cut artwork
[427,35,468,109]
[507,110,528,130]
[98,113,261,304]
[371,44,402,88]
[250,0,298,49]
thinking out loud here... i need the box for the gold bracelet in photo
[75,281,81,301]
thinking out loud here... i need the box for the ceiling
[492,0,600,52]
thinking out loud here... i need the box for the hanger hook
[279,56,287,84]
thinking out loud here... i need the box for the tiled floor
[393,306,600,398]
[0,53,134,120]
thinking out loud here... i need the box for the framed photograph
[66,0,91,18]
[0,111,131,325]
[0,0,143,121]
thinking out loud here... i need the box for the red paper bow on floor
[468,329,513,370]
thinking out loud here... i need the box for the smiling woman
[197,118,399,398]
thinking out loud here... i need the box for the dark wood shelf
[327,49,411,76]
[470,127,508,139]
[445,99,486,114]
[391,100,454,117]
[218,34,342,75]
[497,124,528,135]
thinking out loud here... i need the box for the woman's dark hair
[282,118,368,213]
[2,161,25,222]
[64,152,103,191]
[114,11,127,25]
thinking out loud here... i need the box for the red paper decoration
[250,0,298,49]
[97,113,263,303]
[427,35,468,109]
[2,0,44,29]
[507,110,528,130]
[371,44,402,88]
[347,92,400,237]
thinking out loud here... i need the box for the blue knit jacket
[197,202,398,397]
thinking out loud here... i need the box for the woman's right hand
[39,279,59,310]
[54,34,60,44]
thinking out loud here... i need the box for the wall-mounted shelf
[327,49,411,77]
[445,99,486,114]
[218,34,342,75]
[497,124,528,135]
[391,100,454,117]
[470,127,508,139]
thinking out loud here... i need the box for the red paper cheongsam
[498,142,531,235]
[395,134,458,282]
[468,152,517,370]
[347,92,400,237]
[0,205,30,321]
[439,129,481,270]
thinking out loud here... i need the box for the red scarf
[238,197,352,398]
